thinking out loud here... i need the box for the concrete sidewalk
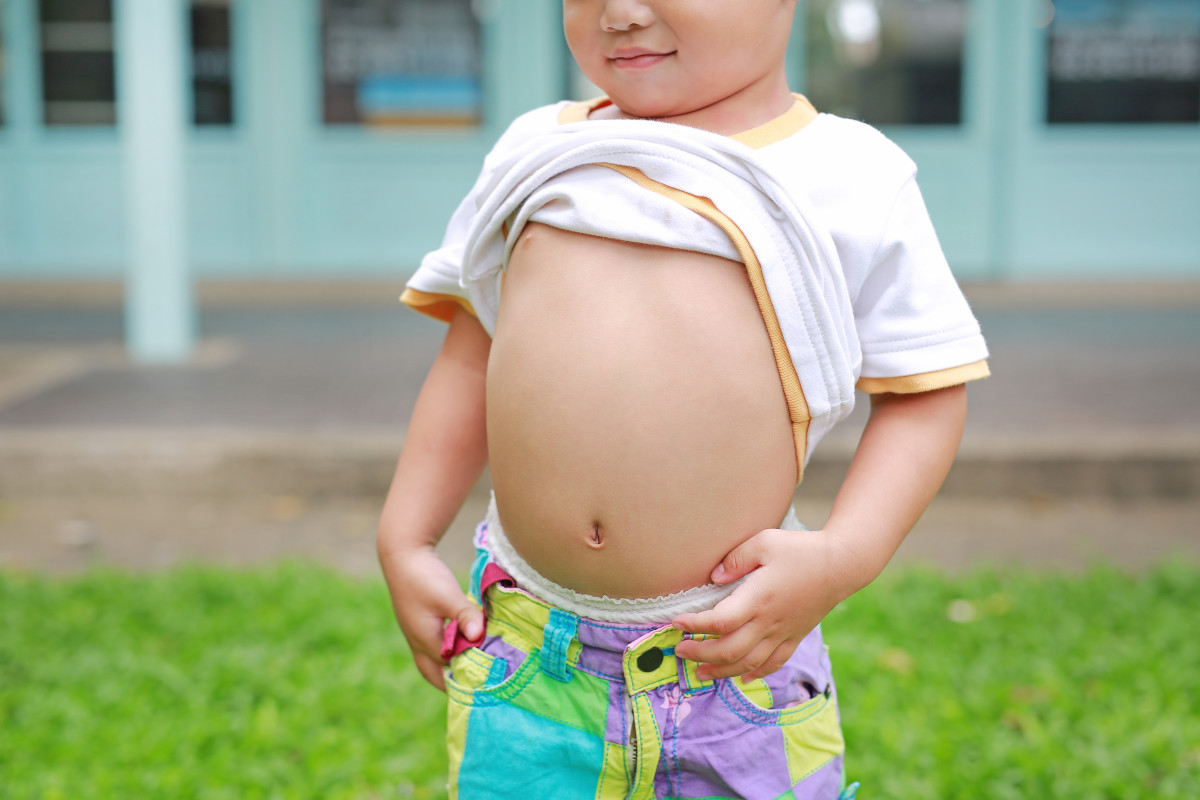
[1,280,1198,573]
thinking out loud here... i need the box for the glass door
[805,0,967,125]
[801,0,998,278]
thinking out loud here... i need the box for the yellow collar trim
[556,94,818,149]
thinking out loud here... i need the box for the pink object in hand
[439,563,514,660]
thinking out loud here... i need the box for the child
[378,1,988,798]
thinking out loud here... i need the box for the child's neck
[591,75,795,137]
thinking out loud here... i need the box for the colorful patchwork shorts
[443,520,859,800]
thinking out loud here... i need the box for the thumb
[712,533,768,584]
[454,600,486,642]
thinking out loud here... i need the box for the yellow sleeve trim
[857,360,991,395]
[399,288,477,323]
[600,162,811,485]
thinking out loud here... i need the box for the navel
[586,521,605,550]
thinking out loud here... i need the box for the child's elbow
[869,383,968,425]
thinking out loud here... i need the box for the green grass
[830,562,1200,798]
[0,566,445,799]
[1,562,1198,799]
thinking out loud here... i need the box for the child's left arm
[672,384,968,682]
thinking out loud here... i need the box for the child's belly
[486,223,797,599]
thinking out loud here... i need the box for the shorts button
[636,647,664,672]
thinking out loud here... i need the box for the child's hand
[379,545,485,691]
[673,387,967,683]
[671,527,858,683]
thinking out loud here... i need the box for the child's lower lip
[611,53,672,70]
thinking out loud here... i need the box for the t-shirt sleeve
[400,104,562,323]
[852,174,989,394]
[399,178,485,323]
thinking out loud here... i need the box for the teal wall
[996,0,1200,279]
[0,0,1198,282]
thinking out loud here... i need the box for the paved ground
[6,490,1198,577]
[1,280,1198,575]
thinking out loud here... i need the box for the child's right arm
[377,306,491,690]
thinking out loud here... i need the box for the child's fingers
[673,590,755,637]
[414,652,447,692]
[738,640,798,683]
[694,638,779,682]
[675,622,761,667]
[710,532,772,584]
[453,599,485,642]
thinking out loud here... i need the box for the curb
[5,428,1199,501]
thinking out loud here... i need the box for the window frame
[317,0,486,131]
[36,0,119,129]
[1040,0,1200,129]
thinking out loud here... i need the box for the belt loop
[540,609,578,683]
[468,518,495,604]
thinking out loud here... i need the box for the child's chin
[607,96,680,122]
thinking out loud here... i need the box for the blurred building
[0,0,1198,285]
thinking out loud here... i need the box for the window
[1046,0,1200,124]
[321,0,483,127]
[805,0,967,126]
[38,0,239,129]
[39,0,117,126]
[191,0,235,126]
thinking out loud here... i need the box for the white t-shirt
[403,96,989,476]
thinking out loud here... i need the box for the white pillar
[117,0,194,363]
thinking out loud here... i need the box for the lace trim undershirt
[482,494,803,623]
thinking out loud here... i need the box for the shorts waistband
[476,580,716,694]
[480,493,804,624]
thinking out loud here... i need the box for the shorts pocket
[730,673,825,716]
[719,676,834,726]
[444,634,537,707]
[724,640,834,716]
[712,654,845,790]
